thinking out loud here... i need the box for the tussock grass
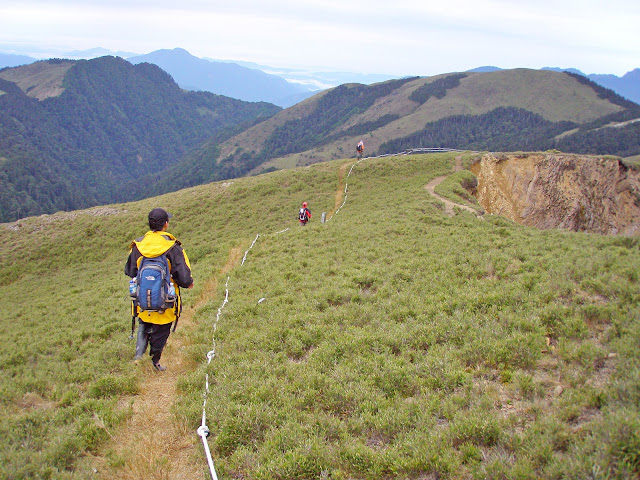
[1,153,639,479]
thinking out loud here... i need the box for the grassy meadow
[1,152,639,479]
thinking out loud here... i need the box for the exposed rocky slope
[470,153,640,235]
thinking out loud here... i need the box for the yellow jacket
[125,231,193,325]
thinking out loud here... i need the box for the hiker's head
[148,208,172,231]
[302,202,307,207]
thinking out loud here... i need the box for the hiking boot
[152,362,166,372]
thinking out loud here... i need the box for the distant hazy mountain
[64,47,138,59]
[545,67,640,104]
[541,67,587,76]
[0,53,37,68]
[466,66,502,73]
[588,69,640,106]
[128,48,316,108]
[212,58,398,90]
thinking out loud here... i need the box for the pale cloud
[0,0,638,76]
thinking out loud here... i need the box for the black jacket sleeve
[166,243,193,288]
[124,244,141,278]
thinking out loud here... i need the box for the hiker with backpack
[125,208,194,371]
[356,140,364,159]
[298,201,311,226]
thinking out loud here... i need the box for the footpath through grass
[0,153,639,479]
[181,153,640,479]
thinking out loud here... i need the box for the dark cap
[148,208,172,230]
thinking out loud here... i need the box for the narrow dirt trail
[92,158,353,478]
[425,156,483,218]
[326,160,353,221]
[91,156,475,479]
[93,246,244,480]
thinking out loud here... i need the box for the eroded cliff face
[470,153,640,235]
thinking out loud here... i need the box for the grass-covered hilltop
[1,152,639,479]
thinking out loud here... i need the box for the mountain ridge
[214,69,639,176]
[2,59,640,224]
[2,48,638,104]
[0,56,279,222]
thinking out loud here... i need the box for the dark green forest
[376,106,640,157]
[556,121,640,158]
[0,57,279,223]
[377,107,575,153]
[408,73,468,104]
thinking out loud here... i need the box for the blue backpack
[135,253,176,312]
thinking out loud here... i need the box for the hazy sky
[1,0,638,76]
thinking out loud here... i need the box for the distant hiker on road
[356,140,364,159]
[125,208,194,372]
[298,202,311,226]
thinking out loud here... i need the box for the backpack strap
[172,289,182,332]
[130,301,138,339]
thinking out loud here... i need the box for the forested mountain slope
[0,56,280,222]
[212,69,640,175]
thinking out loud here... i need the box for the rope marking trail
[197,277,229,480]
[241,234,260,265]
[198,228,289,480]
[197,149,477,478]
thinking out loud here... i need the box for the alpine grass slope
[0,152,639,479]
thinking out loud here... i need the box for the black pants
[135,319,172,364]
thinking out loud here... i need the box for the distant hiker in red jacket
[298,202,311,226]
[356,140,364,159]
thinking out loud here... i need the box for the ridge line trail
[425,156,483,218]
[327,160,352,220]
[94,246,244,480]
